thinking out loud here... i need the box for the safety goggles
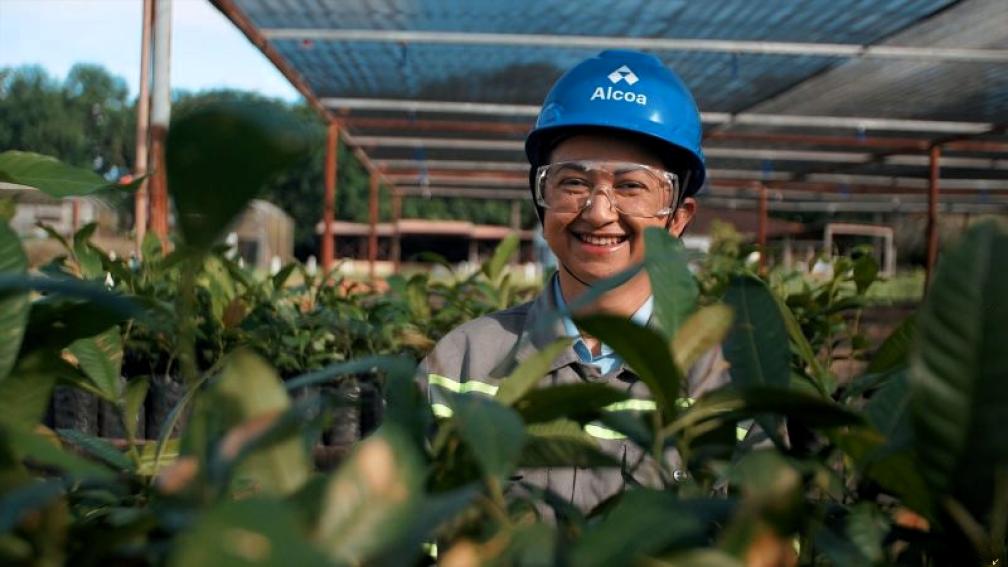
[534,160,680,218]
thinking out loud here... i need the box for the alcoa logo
[591,65,647,105]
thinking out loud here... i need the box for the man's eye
[558,177,590,188]
[615,181,647,192]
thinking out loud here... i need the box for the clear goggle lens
[534,160,679,218]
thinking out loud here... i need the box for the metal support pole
[368,171,379,280]
[133,0,153,256]
[757,182,768,274]
[71,199,80,233]
[148,0,172,251]
[391,190,402,273]
[321,121,339,271]
[926,145,941,288]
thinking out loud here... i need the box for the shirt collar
[551,276,654,358]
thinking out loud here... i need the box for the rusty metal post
[71,199,80,233]
[756,182,768,274]
[148,0,172,251]
[391,190,402,273]
[321,121,339,271]
[368,171,379,280]
[133,0,153,256]
[926,145,941,288]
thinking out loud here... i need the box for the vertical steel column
[757,182,768,274]
[133,0,153,255]
[391,190,402,274]
[148,0,172,251]
[926,145,941,288]
[71,200,80,233]
[368,171,379,280]
[321,122,339,271]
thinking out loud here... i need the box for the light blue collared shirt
[552,277,654,375]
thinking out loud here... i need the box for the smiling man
[418,50,730,513]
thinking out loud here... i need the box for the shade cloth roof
[213,0,1008,213]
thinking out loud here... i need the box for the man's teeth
[576,233,627,246]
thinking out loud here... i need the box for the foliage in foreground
[0,103,1006,566]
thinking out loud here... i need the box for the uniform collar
[516,274,654,375]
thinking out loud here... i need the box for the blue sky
[0,0,302,102]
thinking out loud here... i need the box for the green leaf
[67,326,123,401]
[672,303,733,373]
[852,254,880,294]
[0,151,110,197]
[910,220,1008,517]
[521,419,619,468]
[846,503,889,564]
[495,338,570,406]
[166,101,312,251]
[404,274,431,320]
[0,274,146,322]
[514,383,629,424]
[449,394,526,479]
[0,351,60,428]
[649,550,744,567]
[313,427,423,564]
[866,314,915,374]
[0,480,65,534]
[210,350,311,495]
[772,289,832,395]
[644,228,699,337]
[481,232,519,281]
[723,276,791,389]
[123,377,150,442]
[4,425,114,480]
[569,491,729,566]
[169,498,329,567]
[576,314,682,422]
[0,221,29,382]
[55,429,134,471]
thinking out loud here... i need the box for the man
[418,50,729,513]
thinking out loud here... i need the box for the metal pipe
[133,0,153,256]
[926,146,942,288]
[757,183,768,274]
[391,191,402,274]
[321,122,339,271]
[262,28,1008,63]
[368,172,379,280]
[148,0,172,250]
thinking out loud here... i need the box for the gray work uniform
[417,284,732,514]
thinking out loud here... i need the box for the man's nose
[578,187,620,223]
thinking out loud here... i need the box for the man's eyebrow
[553,162,590,173]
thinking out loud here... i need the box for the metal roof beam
[264,29,1008,63]
[326,99,992,134]
[376,159,529,172]
[397,187,527,200]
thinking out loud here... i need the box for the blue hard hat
[525,50,706,197]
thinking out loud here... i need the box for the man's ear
[668,197,697,237]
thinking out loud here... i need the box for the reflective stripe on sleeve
[584,423,626,440]
[603,399,656,412]
[432,403,454,418]
[427,373,498,396]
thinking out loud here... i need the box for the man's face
[542,135,695,285]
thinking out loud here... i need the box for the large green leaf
[166,101,313,251]
[4,425,114,480]
[520,419,619,468]
[0,274,145,322]
[313,427,423,564]
[495,338,570,406]
[576,314,682,422]
[123,377,150,442]
[569,491,731,566]
[67,326,123,401]
[0,351,61,428]
[0,221,29,382]
[644,227,699,337]
[910,220,1008,516]
[723,276,791,389]
[169,498,329,567]
[513,382,629,424]
[866,314,916,375]
[672,303,733,374]
[0,151,110,197]
[210,350,311,495]
[56,429,134,471]
[449,394,526,479]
